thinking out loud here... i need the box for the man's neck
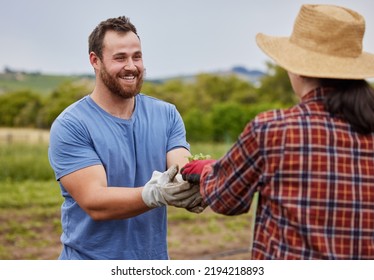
[90,88,136,120]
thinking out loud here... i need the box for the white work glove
[169,175,207,213]
[142,165,206,213]
[184,188,208,214]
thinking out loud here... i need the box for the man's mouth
[120,74,136,80]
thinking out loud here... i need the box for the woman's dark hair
[322,79,374,134]
[88,16,139,60]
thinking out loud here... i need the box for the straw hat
[256,4,374,79]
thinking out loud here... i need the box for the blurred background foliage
[0,63,295,143]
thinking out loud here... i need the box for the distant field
[0,127,232,155]
[0,128,50,144]
[0,72,93,95]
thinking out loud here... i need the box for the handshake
[142,164,206,213]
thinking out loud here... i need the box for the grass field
[0,130,253,260]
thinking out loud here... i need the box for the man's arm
[60,164,149,221]
[166,147,191,170]
[60,147,191,221]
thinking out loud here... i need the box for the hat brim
[256,33,374,79]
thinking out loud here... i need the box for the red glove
[180,159,216,184]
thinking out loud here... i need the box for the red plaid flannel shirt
[201,87,374,259]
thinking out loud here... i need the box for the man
[48,16,201,260]
[182,4,374,259]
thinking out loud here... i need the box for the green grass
[189,141,233,160]
[0,143,54,181]
[0,179,61,209]
[0,141,63,259]
[0,180,62,259]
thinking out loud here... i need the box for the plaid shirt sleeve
[201,121,265,215]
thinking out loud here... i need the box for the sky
[1,0,373,79]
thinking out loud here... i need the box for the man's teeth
[122,75,135,80]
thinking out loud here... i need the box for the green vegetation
[187,152,211,162]
[0,63,292,141]
[0,143,61,259]
[0,180,62,259]
[0,143,54,181]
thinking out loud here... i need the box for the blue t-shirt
[48,94,190,260]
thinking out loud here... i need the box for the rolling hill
[0,66,265,95]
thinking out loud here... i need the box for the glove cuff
[142,185,167,208]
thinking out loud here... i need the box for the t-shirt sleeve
[166,106,190,152]
[48,118,102,181]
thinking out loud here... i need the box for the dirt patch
[168,208,252,260]
[0,207,252,260]
[0,209,62,260]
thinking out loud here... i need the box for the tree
[192,74,258,111]
[0,90,42,127]
[210,102,248,142]
[183,108,212,142]
[37,81,90,128]
[257,62,297,106]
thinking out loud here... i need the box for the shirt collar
[301,87,334,103]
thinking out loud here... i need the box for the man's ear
[89,52,101,71]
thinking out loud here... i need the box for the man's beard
[100,64,143,99]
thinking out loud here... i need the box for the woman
[181,4,374,259]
